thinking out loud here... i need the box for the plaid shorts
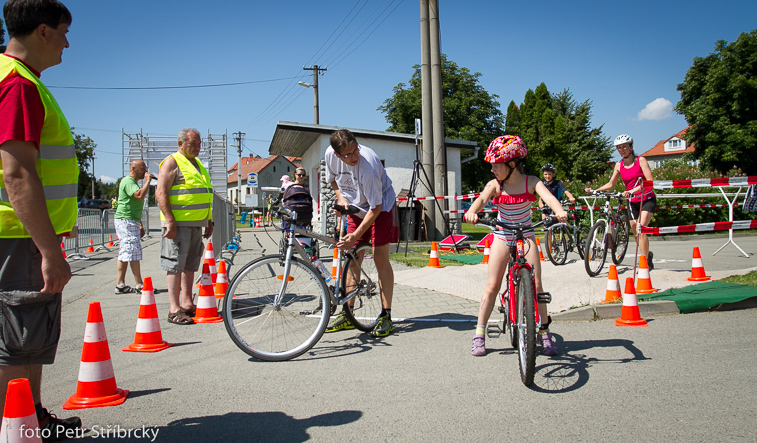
[115,219,143,262]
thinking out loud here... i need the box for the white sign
[247,172,258,188]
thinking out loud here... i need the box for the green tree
[506,83,613,182]
[675,30,757,175]
[378,54,504,193]
[73,132,96,198]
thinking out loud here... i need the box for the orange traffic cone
[602,264,622,303]
[330,249,340,279]
[85,238,95,253]
[481,239,490,264]
[536,237,545,261]
[122,277,173,353]
[203,242,217,284]
[0,378,41,442]
[107,234,114,247]
[688,247,711,282]
[214,260,229,299]
[192,264,222,323]
[426,242,443,268]
[615,278,648,327]
[636,255,657,294]
[63,302,129,409]
[61,241,67,259]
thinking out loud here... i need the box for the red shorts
[347,206,399,247]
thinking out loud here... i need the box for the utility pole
[232,131,244,215]
[302,65,327,124]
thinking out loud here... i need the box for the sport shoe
[471,335,486,356]
[539,331,558,356]
[324,312,354,333]
[369,315,393,337]
[648,251,654,270]
[38,407,82,442]
[114,285,138,294]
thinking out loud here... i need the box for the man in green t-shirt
[114,160,152,293]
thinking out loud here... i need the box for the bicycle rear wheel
[584,220,608,277]
[612,214,630,265]
[223,255,330,361]
[576,226,589,260]
[545,226,568,265]
[515,267,536,386]
[342,243,383,331]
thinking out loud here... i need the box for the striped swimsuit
[493,176,537,246]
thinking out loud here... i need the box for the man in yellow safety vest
[0,0,82,437]
[156,128,214,325]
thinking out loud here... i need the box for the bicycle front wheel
[223,255,330,361]
[342,243,383,331]
[545,226,568,265]
[516,267,536,386]
[584,220,608,277]
[612,214,630,265]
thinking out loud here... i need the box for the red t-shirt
[0,54,45,150]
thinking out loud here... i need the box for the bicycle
[222,201,383,362]
[543,206,589,265]
[477,215,557,386]
[583,191,631,277]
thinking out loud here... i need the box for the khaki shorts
[0,238,62,365]
[159,226,204,273]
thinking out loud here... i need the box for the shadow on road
[76,410,363,442]
[530,333,649,393]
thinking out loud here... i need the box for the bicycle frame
[503,237,543,330]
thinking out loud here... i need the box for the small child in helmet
[538,163,576,219]
[464,136,568,357]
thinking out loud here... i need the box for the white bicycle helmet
[614,134,633,146]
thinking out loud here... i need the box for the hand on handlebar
[554,209,568,223]
[463,211,479,225]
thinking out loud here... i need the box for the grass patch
[389,252,467,267]
[719,270,757,286]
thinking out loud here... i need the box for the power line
[47,75,306,90]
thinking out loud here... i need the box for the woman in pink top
[464,136,567,357]
[585,134,656,269]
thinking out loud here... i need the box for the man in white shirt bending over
[323,129,398,337]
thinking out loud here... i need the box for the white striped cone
[688,247,711,281]
[192,264,222,323]
[203,242,217,283]
[0,379,41,442]
[63,302,128,409]
[214,260,229,299]
[615,278,648,327]
[123,277,173,352]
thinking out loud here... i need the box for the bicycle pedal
[486,323,502,338]
[537,292,552,303]
[497,306,507,314]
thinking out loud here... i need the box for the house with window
[641,127,698,169]
[226,155,298,209]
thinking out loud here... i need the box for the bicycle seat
[334,204,361,215]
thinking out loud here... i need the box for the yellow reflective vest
[0,55,79,238]
[160,152,213,224]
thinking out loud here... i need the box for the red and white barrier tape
[397,192,480,202]
[643,176,757,190]
[640,220,757,235]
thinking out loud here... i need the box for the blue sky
[9,0,755,183]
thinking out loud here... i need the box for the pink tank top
[619,157,655,203]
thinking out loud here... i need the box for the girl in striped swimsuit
[464,136,567,357]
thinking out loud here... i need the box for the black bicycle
[543,207,589,266]
[584,191,631,277]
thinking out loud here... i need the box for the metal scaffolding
[121,129,228,194]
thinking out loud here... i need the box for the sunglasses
[295,174,305,177]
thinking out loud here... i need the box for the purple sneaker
[539,332,558,356]
[471,335,486,356]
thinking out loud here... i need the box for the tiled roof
[227,155,297,183]
[640,127,696,157]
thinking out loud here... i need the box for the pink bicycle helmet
[485,135,527,163]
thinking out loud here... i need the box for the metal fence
[62,194,235,259]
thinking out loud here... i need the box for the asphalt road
[33,216,757,442]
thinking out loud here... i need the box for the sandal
[181,306,197,318]
[167,310,194,325]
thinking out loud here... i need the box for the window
[273,166,276,172]
[665,137,685,152]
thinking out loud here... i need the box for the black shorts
[629,196,657,220]
[0,238,62,365]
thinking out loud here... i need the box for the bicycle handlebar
[476,215,558,231]
[590,190,626,199]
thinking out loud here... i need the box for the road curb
[552,300,680,322]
